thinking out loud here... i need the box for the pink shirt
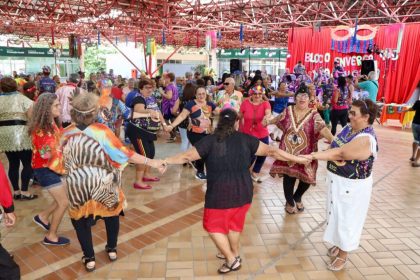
[55,83,78,123]
[239,99,270,139]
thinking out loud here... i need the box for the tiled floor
[1,124,420,279]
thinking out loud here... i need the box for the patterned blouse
[327,125,377,179]
[0,92,33,152]
[269,106,326,184]
[97,98,131,134]
[50,123,134,220]
[31,123,62,169]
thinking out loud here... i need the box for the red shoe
[142,177,160,182]
[133,183,152,190]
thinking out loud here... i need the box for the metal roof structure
[0,0,419,48]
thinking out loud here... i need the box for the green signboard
[0,47,70,58]
[217,48,287,59]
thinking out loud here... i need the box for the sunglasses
[223,83,231,86]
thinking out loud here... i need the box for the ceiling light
[29,16,36,21]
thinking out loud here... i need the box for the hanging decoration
[126,36,128,46]
[115,36,118,45]
[146,37,152,55]
[196,31,200,48]
[51,26,55,45]
[162,28,166,46]
[36,33,39,42]
[330,24,377,54]
[134,32,137,48]
[205,32,211,51]
[217,30,222,40]
[97,30,101,46]
[239,24,244,44]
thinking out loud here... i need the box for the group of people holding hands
[0,67,379,276]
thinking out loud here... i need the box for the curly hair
[70,92,99,126]
[28,92,59,135]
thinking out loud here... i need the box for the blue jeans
[252,136,270,173]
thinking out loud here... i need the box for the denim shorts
[33,168,62,189]
[413,123,420,144]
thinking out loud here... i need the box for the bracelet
[144,157,148,166]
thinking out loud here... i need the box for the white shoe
[251,174,262,183]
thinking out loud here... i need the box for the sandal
[295,201,305,212]
[327,246,339,257]
[105,246,117,262]
[327,256,348,271]
[20,194,38,200]
[216,253,241,262]
[285,203,297,214]
[410,157,415,162]
[13,194,21,200]
[81,256,96,272]
[217,257,241,274]
[412,162,420,167]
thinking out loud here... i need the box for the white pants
[323,171,373,252]
[178,127,191,152]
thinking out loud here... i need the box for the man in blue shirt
[38,66,56,94]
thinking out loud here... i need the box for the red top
[32,124,62,169]
[111,86,124,101]
[239,99,270,139]
[0,161,14,213]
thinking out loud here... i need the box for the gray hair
[368,71,376,80]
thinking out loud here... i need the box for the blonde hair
[70,92,99,126]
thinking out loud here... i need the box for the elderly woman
[266,85,334,214]
[163,108,310,274]
[50,93,165,272]
[165,86,219,180]
[0,77,37,200]
[239,86,271,182]
[304,99,378,271]
[126,78,166,189]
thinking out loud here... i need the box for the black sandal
[20,194,38,200]
[295,201,305,212]
[81,256,96,272]
[105,246,117,262]
[216,253,241,262]
[13,194,21,200]
[217,257,241,274]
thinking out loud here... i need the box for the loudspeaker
[230,59,242,74]
[361,60,375,75]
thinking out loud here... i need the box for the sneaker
[195,172,207,180]
[33,215,50,231]
[43,236,70,246]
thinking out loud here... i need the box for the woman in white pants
[304,99,378,271]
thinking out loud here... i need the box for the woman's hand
[164,124,173,132]
[3,212,16,227]
[149,159,167,174]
